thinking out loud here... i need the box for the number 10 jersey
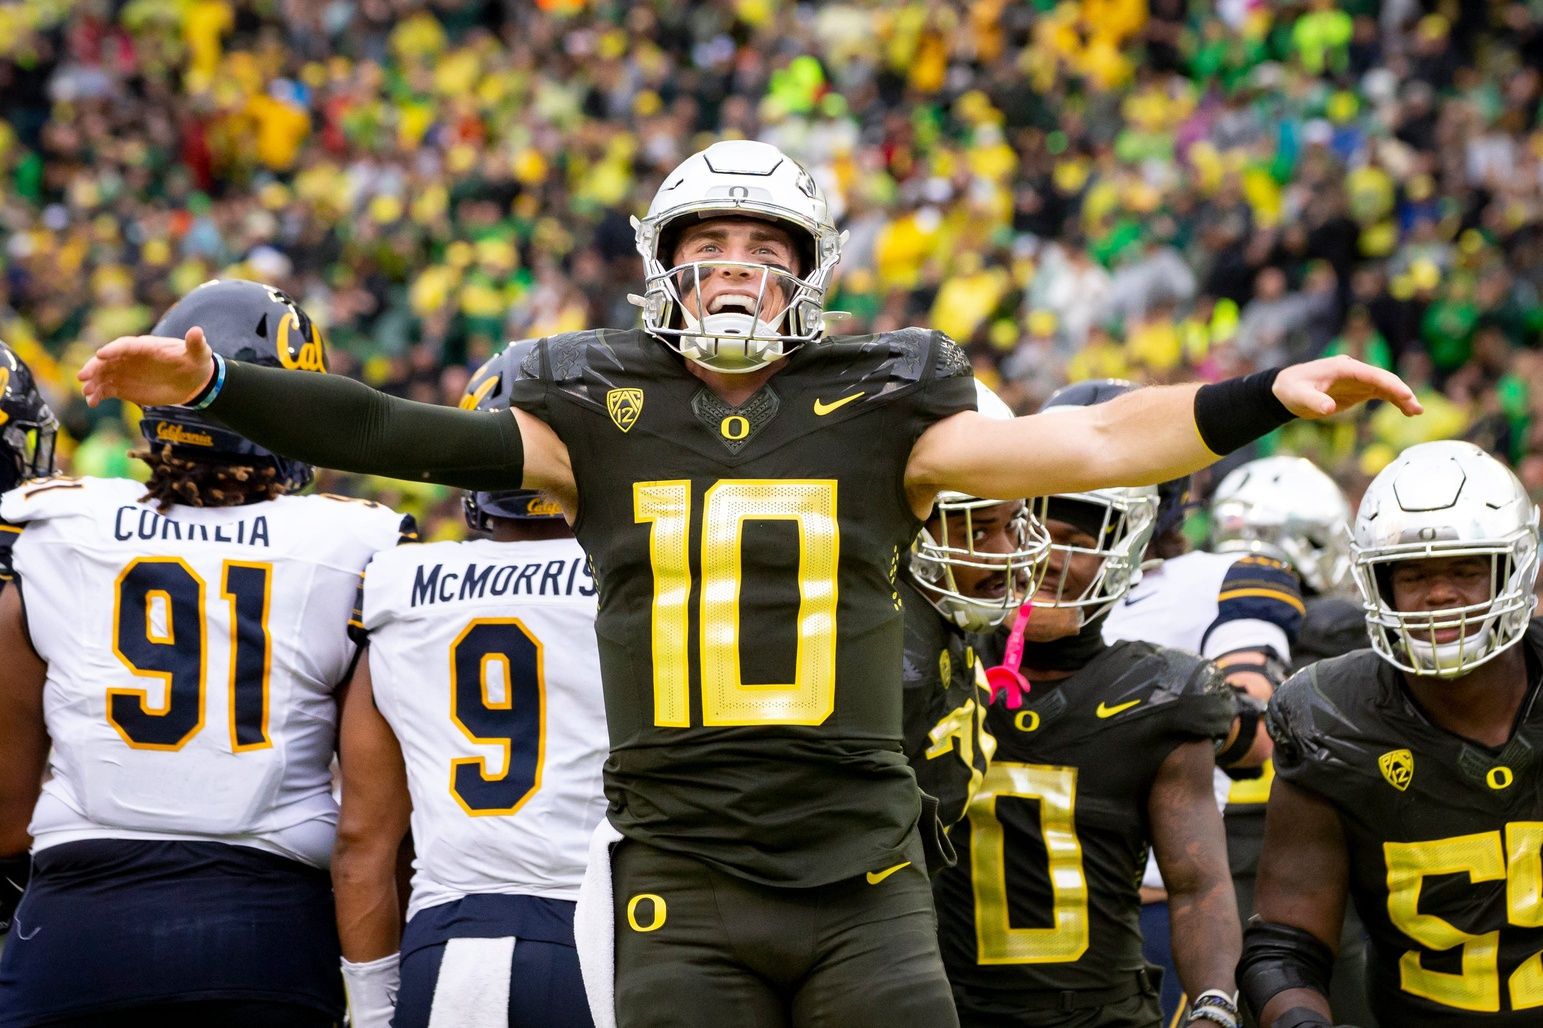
[509,327,976,887]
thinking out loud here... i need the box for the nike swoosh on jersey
[1123,593,1154,606]
[866,861,911,885]
[1095,699,1142,718]
[813,391,865,416]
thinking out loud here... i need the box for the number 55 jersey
[1269,623,1543,1027]
[1,476,410,865]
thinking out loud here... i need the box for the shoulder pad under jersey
[522,329,640,387]
[1292,595,1369,671]
[1266,650,1386,783]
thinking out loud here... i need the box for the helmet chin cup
[679,311,788,374]
[1401,624,1497,679]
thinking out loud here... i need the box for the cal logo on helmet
[276,311,327,372]
[1378,749,1414,791]
[523,494,564,518]
[607,388,643,433]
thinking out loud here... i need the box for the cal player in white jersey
[0,281,412,1027]
[333,344,605,1028]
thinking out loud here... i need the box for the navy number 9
[449,618,546,816]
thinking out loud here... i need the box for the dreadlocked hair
[133,444,288,513]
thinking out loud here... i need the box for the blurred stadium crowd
[0,0,1540,534]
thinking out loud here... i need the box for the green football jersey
[934,640,1233,1002]
[1270,623,1543,1026]
[900,576,994,829]
[509,326,975,886]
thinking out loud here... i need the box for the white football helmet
[1030,484,1160,625]
[910,383,1051,632]
[631,140,843,374]
[1351,440,1540,679]
[1211,456,1352,595]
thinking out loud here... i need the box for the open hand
[77,327,215,408]
[1273,355,1422,420]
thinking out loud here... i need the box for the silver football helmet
[910,383,1050,632]
[1351,441,1540,679]
[1211,456,1352,595]
[631,140,843,374]
[1029,484,1160,624]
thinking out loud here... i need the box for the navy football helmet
[139,280,326,491]
[0,340,58,493]
[1041,378,1192,538]
[460,342,563,531]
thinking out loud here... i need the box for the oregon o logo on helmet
[728,185,749,199]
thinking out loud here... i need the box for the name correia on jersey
[113,505,271,546]
[411,557,596,607]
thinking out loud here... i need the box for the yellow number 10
[635,479,839,727]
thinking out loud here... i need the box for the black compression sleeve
[204,360,525,491]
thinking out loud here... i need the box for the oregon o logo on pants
[627,893,667,932]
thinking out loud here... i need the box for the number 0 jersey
[1,477,409,867]
[509,327,976,887]
[360,536,607,917]
[1269,623,1543,1026]
[933,640,1234,1000]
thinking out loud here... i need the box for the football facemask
[0,341,58,493]
[1351,441,1540,679]
[1030,487,1159,625]
[912,495,1050,633]
[632,140,842,374]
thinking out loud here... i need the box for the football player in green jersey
[936,477,1242,1028]
[1242,441,1543,1028]
[80,140,1418,1028]
[903,383,1049,839]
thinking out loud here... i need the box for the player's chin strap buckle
[984,601,1033,710]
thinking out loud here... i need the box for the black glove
[0,853,30,937]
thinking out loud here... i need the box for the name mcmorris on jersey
[410,556,596,607]
[113,505,272,546]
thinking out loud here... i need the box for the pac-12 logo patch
[607,388,644,433]
[1379,749,1414,791]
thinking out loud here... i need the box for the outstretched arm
[906,357,1419,509]
[79,328,574,502]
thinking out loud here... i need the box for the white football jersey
[2,477,408,868]
[362,536,606,917]
[1103,548,1304,889]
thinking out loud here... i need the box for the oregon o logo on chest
[1014,710,1040,733]
[1487,766,1514,791]
[720,415,750,441]
[626,893,667,932]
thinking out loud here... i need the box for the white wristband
[342,952,400,1028]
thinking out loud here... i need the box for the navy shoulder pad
[1292,595,1368,671]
